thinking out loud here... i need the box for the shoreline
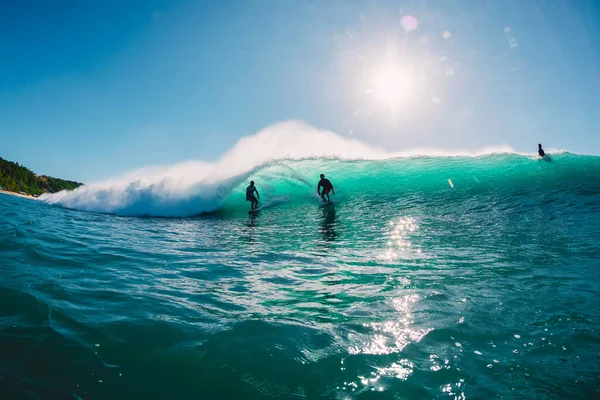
[0,189,37,200]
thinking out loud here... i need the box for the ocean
[1,151,600,399]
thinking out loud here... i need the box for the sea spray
[41,121,585,217]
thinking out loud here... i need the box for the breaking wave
[41,121,586,217]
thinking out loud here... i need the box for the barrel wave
[3,122,600,399]
[42,152,600,218]
[40,121,592,219]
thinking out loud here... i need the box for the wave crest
[41,120,531,217]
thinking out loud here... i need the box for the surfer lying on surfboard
[317,174,335,202]
[246,180,260,210]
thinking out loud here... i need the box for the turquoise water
[1,153,600,399]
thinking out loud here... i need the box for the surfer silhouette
[246,181,260,210]
[317,174,335,202]
[538,143,546,157]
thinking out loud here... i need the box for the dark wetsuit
[538,148,545,157]
[318,178,333,195]
[246,185,258,203]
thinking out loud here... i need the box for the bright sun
[370,63,413,109]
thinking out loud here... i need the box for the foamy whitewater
[42,121,522,217]
[3,121,600,399]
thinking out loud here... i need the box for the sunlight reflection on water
[383,216,420,260]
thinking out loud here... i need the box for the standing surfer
[246,181,260,210]
[538,143,546,157]
[317,174,335,202]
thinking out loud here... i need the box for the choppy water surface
[1,154,600,399]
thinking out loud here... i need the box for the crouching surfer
[317,174,335,202]
[246,180,260,210]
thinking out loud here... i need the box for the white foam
[41,120,518,217]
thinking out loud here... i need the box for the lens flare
[401,15,418,31]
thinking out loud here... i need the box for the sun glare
[370,63,413,110]
[337,26,430,119]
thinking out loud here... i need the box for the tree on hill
[0,157,83,195]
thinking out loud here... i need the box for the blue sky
[1,0,599,182]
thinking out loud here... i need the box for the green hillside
[0,157,83,196]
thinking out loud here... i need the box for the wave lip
[43,120,578,217]
[42,121,389,217]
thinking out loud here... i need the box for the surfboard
[319,200,335,207]
[247,196,290,214]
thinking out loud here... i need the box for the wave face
[41,121,591,217]
[40,121,388,216]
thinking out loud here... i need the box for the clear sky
[1,0,599,182]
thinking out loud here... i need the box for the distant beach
[0,189,37,200]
